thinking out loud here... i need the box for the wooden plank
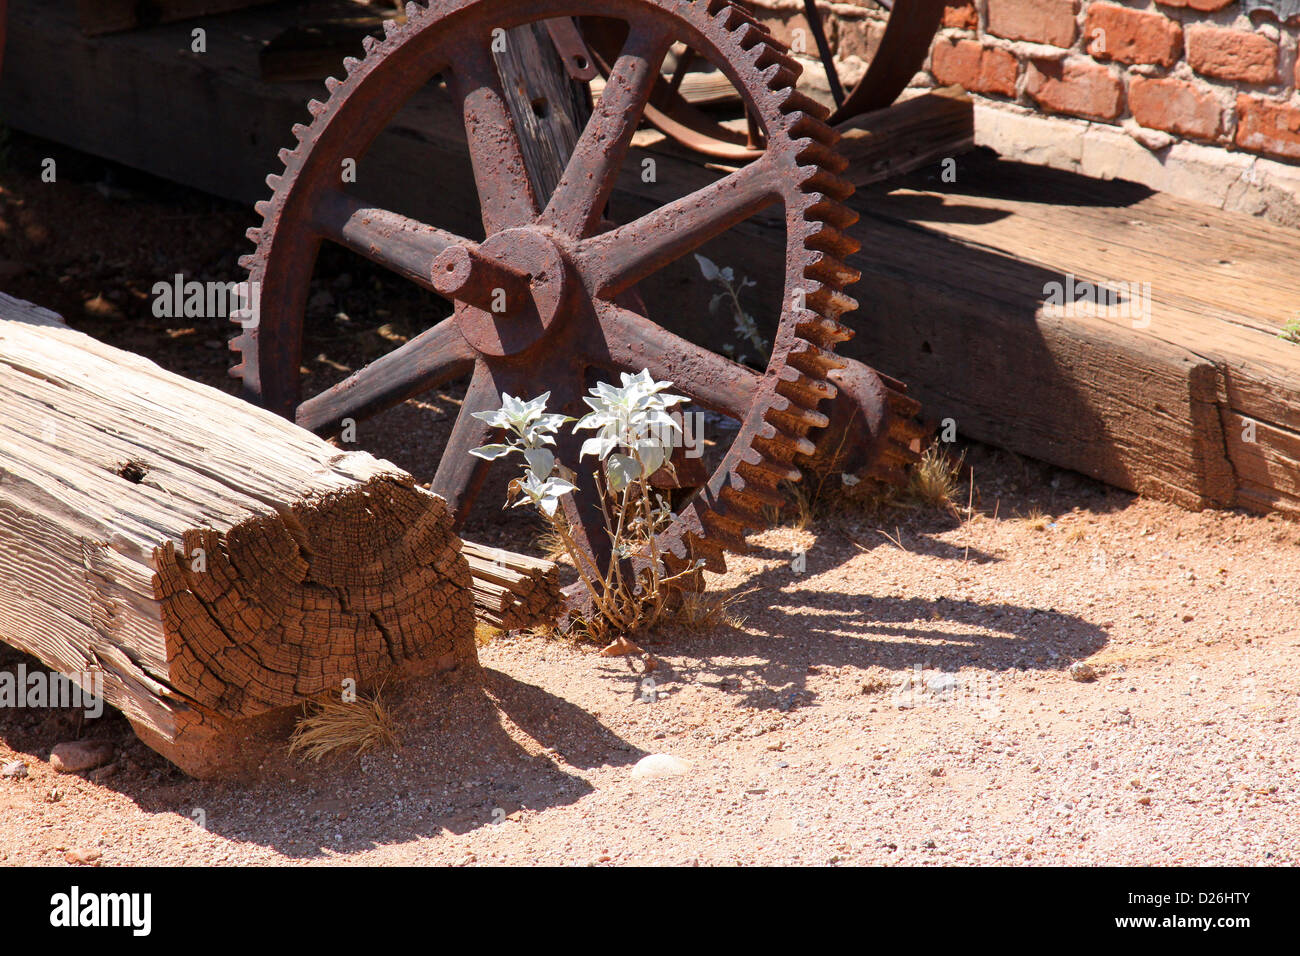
[848,152,1300,515]
[835,85,975,188]
[0,293,478,777]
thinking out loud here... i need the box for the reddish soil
[1,133,1297,866]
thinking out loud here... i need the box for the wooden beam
[835,85,975,188]
[0,293,478,777]
[846,153,1300,516]
[76,0,280,36]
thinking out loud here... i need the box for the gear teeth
[797,167,854,202]
[758,455,802,483]
[254,200,272,218]
[325,75,342,92]
[689,528,735,569]
[805,284,858,319]
[760,62,800,92]
[383,18,400,36]
[768,394,831,430]
[753,43,793,73]
[805,221,857,258]
[245,227,261,244]
[787,343,847,378]
[266,173,283,191]
[735,23,769,50]
[805,251,860,288]
[362,35,378,53]
[238,253,255,271]
[778,89,831,123]
[795,312,853,347]
[343,56,361,74]
[726,481,784,513]
[796,139,849,176]
[718,487,771,527]
[277,147,294,165]
[805,197,858,232]
[291,123,309,141]
[777,367,837,404]
[699,510,749,551]
[733,466,787,508]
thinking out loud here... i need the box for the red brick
[1186,25,1278,84]
[988,0,1078,48]
[1155,0,1234,11]
[930,38,1019,97]
[1128,76,1222,140]
[1235,94,1300,160]
[1025,59,1123,121]
[942,2,978,30]
[1083,4,1182,67]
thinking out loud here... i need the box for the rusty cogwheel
[583,0,947,161]
[234,0,901,579]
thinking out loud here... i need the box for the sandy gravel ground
[1,130,1297,867]
[2,444,1297,867]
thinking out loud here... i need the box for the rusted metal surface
[800,363,927,487]
[234,0,922,581]
[584,0,946,161]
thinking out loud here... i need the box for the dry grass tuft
[908,443,963,512]
[288,687,400,763]
[670,588,750,631]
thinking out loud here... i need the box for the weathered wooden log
[462,541,563,632]
[0,293,478,776]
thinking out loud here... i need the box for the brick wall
[748,1,1300,166]
[930,1,1300,162]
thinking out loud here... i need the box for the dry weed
[288,686,400,763]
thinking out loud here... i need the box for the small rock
[65,849,102,867]
[631,753,690,778]
[49,740,114,774]
[1,760,27,779]
[1069,662,1097,683]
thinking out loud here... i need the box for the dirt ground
[1,134,1298,866]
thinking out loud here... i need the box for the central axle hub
[431,228,569,357]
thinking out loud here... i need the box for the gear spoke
[588,302,760,421]
[313,191,468,295]
[295,316,476,434]
[450,42,541,235]
[577,153,780,296]
[430,359,510,524]
[539,26,671,238]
